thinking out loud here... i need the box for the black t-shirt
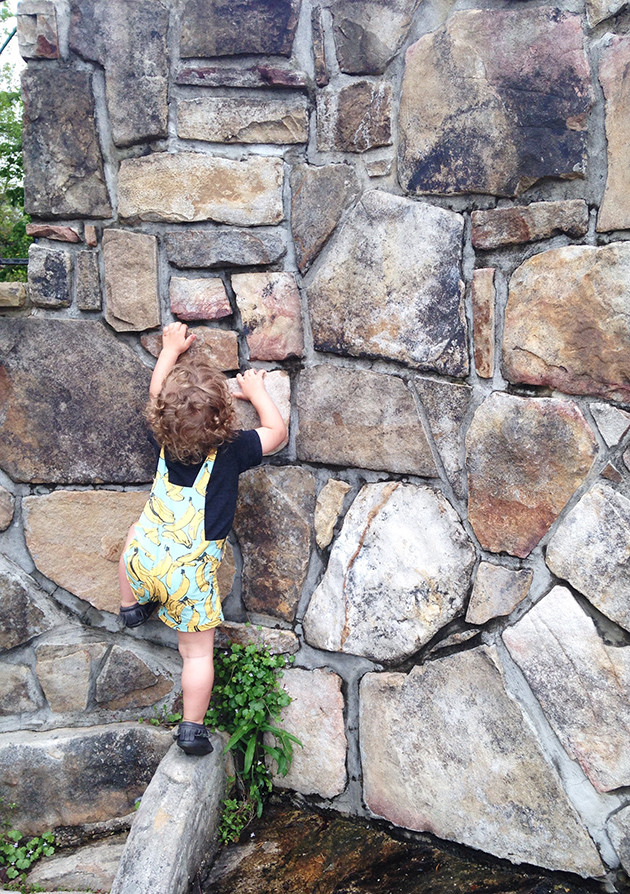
[149,430,262,541]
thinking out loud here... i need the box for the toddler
[118,322,287,756]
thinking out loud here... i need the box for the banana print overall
[123,449,225,632]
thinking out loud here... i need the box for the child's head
[147,356,236,463]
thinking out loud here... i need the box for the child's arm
[149,322,196,399]
[233,368,288,455]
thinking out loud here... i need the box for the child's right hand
[161,321,196,357]
[233,368,267,401]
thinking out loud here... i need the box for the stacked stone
[1,0,630,881]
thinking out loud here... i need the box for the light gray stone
[332,0,419,74]
[546,482,630,632]
[360,647,604,875]
[178,95,309,144]
[17,0,58,58]
[0,554,67,652]
[307,192,467,375]
[165,228,286,269]
[28,245,72,309]
[608,805,630,874]
[118,154,284,226]
[95,645,174,711]
[314,479,351,549]
[317,82,392,152]
[180,0,301,57]
[267,668,347,799]
[304,482,476,662]
[228,370,290,454]
[0,486,15,532]
[103,230,160,332]
[466,562,532,625]
[588,0,628,25]
[589,402,630,447]
[233,272,304,361]
[75,250,101,312]
[27,839,126,892]
[0,663,43,715]
[111,742,225,894]
[503,586,630,792]
[296,366,437,476]
[415,376,473,498]
[36,642,107,713]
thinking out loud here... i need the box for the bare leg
[119,523,139,608]
[178,628,216,724]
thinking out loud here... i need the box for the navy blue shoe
[119,601,157,628]
[176,722,214,756]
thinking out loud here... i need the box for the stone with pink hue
[471,201,588,250]
[141,328,239,371]
[472,268,495,378]
[503,586,630,792]
[466,393,597,558]
[503,242,630,404]
[170,277,232,322]
[103,230,160,332]
[17,0,58,58]
[233,272,304,361]
[465,562,532,625]
[176,66,309,89]
[268,668,347,799]
[317,82,392,152]
[26,223,81,242]
[85,225,98,247]
[598,35,630,232]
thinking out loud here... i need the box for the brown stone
[0,663,43,715]
[0,282,26,308]
[27,244,72,308]
[23,490,149,613]
[36,642,107,713]
[142,328,239,372]
[503,242,630,404]
[399,11,592,197]
[17,0,58,58]
[314,479,351,549]
[234,466,315,622]
[317,82,392,152]
[22,68,111,218]
[312,6,329,87]
[180,0,302,57]
[217,541,236,599]
[119,154,284,226]
[466,562,532,625]
[472,201,589,250]
[331,0,419,75]
[415,376,473,498]
[103,230,160,332]
[290,163,361,273]
[176,66,309,89]
[598,36,630,232]
[178,96,309,144]
[588,0,628,26]
[26,223,81,242]
[233,272,304,361]
[0,319,154,484]
[602,462,623,483]
[466,393,597,558]
[365,157,392,177]
[0,554,67,652]
[85,225,98,247]
[170,277,232,322]
[0,486,15,532]
[228,370,291,451]
[297,365,436,476]
[76,250,102,311]
[95,646,174,710]
[165,228,286,269]
[472,268,495,379]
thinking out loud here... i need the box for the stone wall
[2,0,630,881]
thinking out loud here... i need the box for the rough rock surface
[103,230,160,332]
[415,376,473,497]
[17,0,58,58]
[546,482,630,632]
[297,366,436,475]
[503,586,630,792]
[36,642,107,713]
[290,163,361,273]
[472,201,589,250]
[234,466,315,622]
[228,370,291,445]
[215,621,299,655]
[27,245,72,309]
[142,328,239,372]
[0,282,26,307]
[598,36,630,232]
[76,250,102,312]
[399,10,592,196]
[472,268,495,379]
[303,482,476,662]
[307,191,467,375]
[314,479,351,549]
[0,486,15,532]
[0,554,67,652]
[180,0,302,57]
[588,0,629,25]
[23,490,149,613]
[312,6,328,86]
[331,0,419,74]
[170,277,231,322]
[268,668,347,798]
[360,647,604,875]
[466,393,597,557]
[178,95,308,144]
[176,65,309,89]
[608,806,630,875]
[466,562,532,625]
[111,742,225,894]
[118,154,284,226]
[233,272,304,361]
[21,68,111,218]
[25,223,81,242]
[317,82,392,152]
[589,402,630,447]
[503,242,630,404]
[28,839,126,893]
[0,664,43,715]
[95,645,174,710]
[165,228,286,269]
[0,724,172,835]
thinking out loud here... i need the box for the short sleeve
[235,429,263,473]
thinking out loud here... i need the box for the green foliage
[205,642,302,843]
[0,801,55,889]
[147,703,183,727]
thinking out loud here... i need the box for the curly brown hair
[146,357,236,464]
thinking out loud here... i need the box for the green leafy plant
[0,801,55,888]
[147,703,183,727]
[205,642,302,843]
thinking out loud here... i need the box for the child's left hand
[162,322,196,356]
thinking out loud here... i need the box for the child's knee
[177,628,216,659]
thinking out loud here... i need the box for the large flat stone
[304,482,476,662]
[215,621,299,655]
[503,586,630,792]
[178,95,308,144]
[268,668,347,799]
[28,839,126,893]
[360,647,604,876]
[103,230,160,332]
[164,228,286,269]
[27,245,72,309]
[69,0,169,147]
[0,663,43,715]
[503,242,630,403]
[415,376,473,498]
[598,36,630,232]
[290,163,361,274]
[466,393,597,558]
[0,554,67,652]
[0,319,154,483]
[23,490,149,613]
[296,365,436,475]
[399,10,592,196]
[36,642,108,713]
[331,0,419,74]
[233,466,315,622]
[119,154,284,226]
[546,482,630,632]
[142,328,239,372]
[307,191,467,375]
[180,0,301,57]
[472,201,589,250]
[0,724,172,835]
[22,68,111,218]
[317,82,392,152]
[95,645,174,710]
[233,272,304,361]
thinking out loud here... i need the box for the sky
[1,0,26,84]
